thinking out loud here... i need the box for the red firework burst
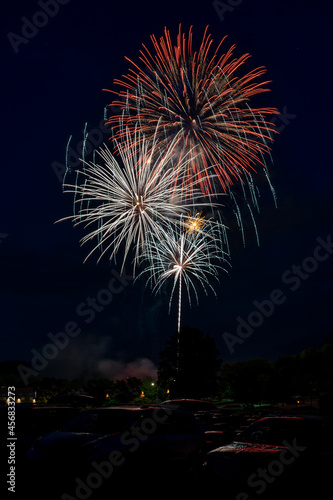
[104,25,278,196]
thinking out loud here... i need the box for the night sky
[1,0,332,382]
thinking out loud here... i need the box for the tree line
[1,327,332,407]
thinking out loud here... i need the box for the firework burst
[184,210,206,235]
[59,125,220,275]
[138,215,230,335]
[105,24,278,197]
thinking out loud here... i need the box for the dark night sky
[1,0,332,382]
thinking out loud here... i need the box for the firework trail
[58,125,222,276]
[137,214,230,369]
[105,24,278,198]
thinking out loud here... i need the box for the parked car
[160,398,217,413]
[204,414,333,497]
[204,429,236,452]
[1,404,79,460]
[28,406,206,496]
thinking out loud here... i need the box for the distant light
[17,398,21,404]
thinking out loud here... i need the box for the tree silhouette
[220,359,273,402]
[158,326,222,398]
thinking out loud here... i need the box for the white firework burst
[59,125,219,275]
[138,215,230,334]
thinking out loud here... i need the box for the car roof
[257,414,328,422]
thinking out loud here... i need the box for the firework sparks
[138,216,230,335]
[58,125,220,276]
[184,211,205,235]
[105,24,278,197]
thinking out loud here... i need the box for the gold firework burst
[184,211,206,235]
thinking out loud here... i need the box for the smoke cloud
[98,358,157,380]
[41,334,157,381]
